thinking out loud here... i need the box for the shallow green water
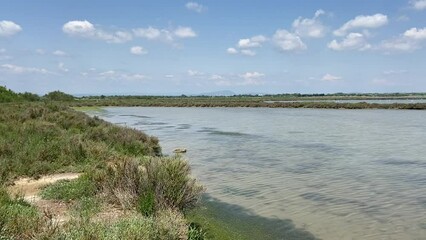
[89,107,426,240]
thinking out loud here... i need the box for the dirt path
[7,173,81,223]
[7,173,81,202]
[6,172,126,224]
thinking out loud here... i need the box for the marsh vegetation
[0,90,206,239]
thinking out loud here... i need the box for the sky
[1,0,426,95]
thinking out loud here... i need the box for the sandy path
[7,173,81,202]
[6,173,125,224]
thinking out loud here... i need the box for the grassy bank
[0,101,205,239]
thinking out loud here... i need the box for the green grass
[0,89,206,239]
[40,175,96,201]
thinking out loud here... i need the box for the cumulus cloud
[53,50,67,56]
[237,35,267,48]
[411,0,426,10]
[185,2,206,13]
[239,72,266,85]
[321,73,342,81]
[403,27,426,40]
[174,26,197,38]
[292,9,327,38]
[1,64,53,74]
[227,47,238,54]
[328,32,371,51]
[133,26,196,43]
[273,29,307,51]
[132,27,162,40]
[63,20,132,43]
[380,27,426,52]
[334,14,388,36]
[130,46,148,55]
[0,20,22,37]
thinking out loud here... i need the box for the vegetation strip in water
[2,86,426,109]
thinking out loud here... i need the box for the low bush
[101,157,204,213]
[40,175,97,201]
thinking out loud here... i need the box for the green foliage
[0,103,162,183]
[0,188,56,240]
[188,222,207,240]
[43,90,75,101]
[57,211,188,240]
[101,157,204,213]
[0,86,20,103]
[144,157,205,212]
[20,92,40,101]
[40,175,96,201]
[138,190,155,216]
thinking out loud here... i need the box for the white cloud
[321,73,342,81]
[98,70,147,81]
[334,14,388,36]
[411,0,426,10]
[63,20,132,43]
[187,69,204,77]
[292,9,327,38]
[185,2,206,13]
[227,47,238,54]
[130,46,148,55]
[165,74,174,78]
[0,48,5,53]
[237,35,267,48]
[53,50,67,56]
[239,72,265,85]
[328,32,371,51]
[1,64,53,74]
[403,27,426,40]
[273,29,307,51]
[133,26,196,43]
[380,27,426,52]
[210,74,223,80]
[0,20,22,37]
[58,62,69,72]
[240,49,256,56]
[132,27,162,40]
[174,26,197,38]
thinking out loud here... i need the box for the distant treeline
[2,86,426,109]
[0,86,74,103]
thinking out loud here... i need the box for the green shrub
[138,190,155,216]
[154,208,188,240]
[101,157,203,213]
[41,175,96,201]
[43,91,75,101]
[144,157,205,212]
[188,222,207,240]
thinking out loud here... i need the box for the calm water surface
[89,107,426,240]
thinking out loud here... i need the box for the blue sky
[1,0,426,95]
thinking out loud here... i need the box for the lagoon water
[90,107,426,240]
